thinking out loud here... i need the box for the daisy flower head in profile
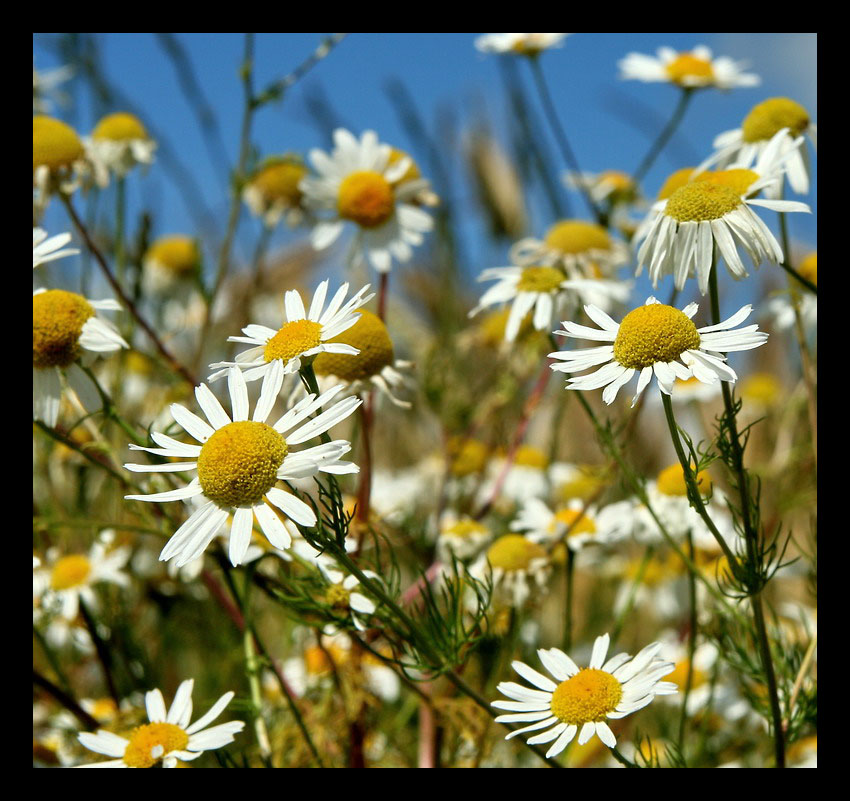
[635,138,810,294]
[300,129,434,273]
[470,533,551,608]
[549,297,769,406]
[77,679,244,767]
[33,288,128,427]
[475,33,571,57]
[142,234,201,294]
[618,45,760,90]
[85,112,157,179]
[242,154,310,228]
[209,280,373,383]
[492,633,677,757]
[708,97,816,195]
[317,559,380,632]
[124,362,361,567]
[33,227,78,269]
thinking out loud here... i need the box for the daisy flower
[312,308,413,408]
[470,534,551,608]
[242,155,309,228]
[124,363,361,567]
[618,45,760,90]
[475,33,571,57]
[77,679,244,768]
[493,633,677,756]
[767,252,817,332]
[511,497,632,552]
[209,280,373,383]
[707,97,816,195]
[300,129,434,273]
[436,512,491,561]
[33,227,78,269]
[33,63,74,114]
[564,169,639,207]
[33,288,128,427]
[317,560,379,632]
[549,297,769,406]
[85,112,157,178]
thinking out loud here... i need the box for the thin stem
[677,530,697,751]
[562,548,575,651]
[33,669,100,731]
[633,88,695,185]
[610,546,654,646]
[78,597,121,706]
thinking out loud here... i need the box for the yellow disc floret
[665,182,742,223]
[325,583,352,610]
[449,438,489,477]
[516,265,566,293]
[92,112,148,142]
[550,668,623,725]
[251,160,308,206]
[656,463,712,497]
[666,659,707,690]
[486,535,547,571]
[145,236,200,276]
[740,373,782,407]
[444,519,488,540]
[313,310,393,381]
[50,554,92,590]
[197,421,287,508]
[264,319,323,364]
[798,252,817,286]
[123,722,189,768]
[545,220,611,254]
[552,507,596,537]
[698,168,760,196]
[33,115,84,173]
[613,304,700,369]
[665,53,714,85]
[513,445,548,469]
[657,168,696,201]
[387,148,421,184]
[741,98,810,143]
[337,170,395,228]
[33,290,95,369]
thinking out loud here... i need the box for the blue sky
[34,33,817,306]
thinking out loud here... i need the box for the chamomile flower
[85,112,156,178]
[77,679,244,768]
[470,534,551,608]
[475,33,571,57]
[33,63,74,113]
[512,497,632,552]
[618,45,760,89]
[33,227,77,269]
[511,219,630,281]
[33,288,128,427]
[312,308,413,407]
[142,235,201,294]
[300,129,433,273]
[492,633,677,756]
[242,155,309,228]
[565,169,639,207]
[768,251,817,331]
[437,513,491,561]
[209,280,373,383]
[124,363,361,567]
[636,146,810,294]
[317,561,380,632]
[549,297,768,406]
[708,97,816,195]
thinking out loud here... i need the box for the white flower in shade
[77,679,244,768]
[549,297,769,406]
[317,560,379,632]
[242,155,310,228]
[492,633,677,757]
[33,227,78,269]
[300,129,433,273]
[33,288,128,427]
[33,63,74,113]
[511,219,630,281]
[85,112,156,178]
[512,497,632,552]
[636,150,810,294]
[470,534,551,608]
[209,280,373,383]
[618,45,760,89]
[437,512,491,562]
[124,363,361,567]
[142,235,201,293]
[707,97,816,195]
[475,33,571,57]
[565,169,639,207]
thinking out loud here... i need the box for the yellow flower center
[550,668,623,725]
[33,115,84,173]
[92,112,148,142]
[656,463,712,497]
[516,265,566,293]
[50,554,92,590]
[196,421,287,508]
[33,290,94,369]
[741,97,810,143]
[552,507,596,537]
[478,308,537,345]
[626,550,685,585]
[513,445,548,469]
[449,438,489,477]
[88,698,119,721]
[613,304,700,369]
[263,319,323,364]
[145,236,200,276]
[387,148,421,184]
[740,373,782,407]
[486,534,547,571]
[665,182,742,223]
[337,170,395,228]
[697,168,760,196]
[325,583,352,610]
[304,644,347,674]
[444,519,488,539]
[666,659,707,689]
[312,310,393,381]
[657,167,696,201]
[251,161,308,205]
[798,252,817,286]
[665,53,714,85]
[123,722,189,768]
[598,170,636,203]
[544,220,611,254]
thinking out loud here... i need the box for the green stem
[562,548,575,651]
[677,530,697,751]
[610,546,654,646]
[610,746,638,768]
[633,88,694,185]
